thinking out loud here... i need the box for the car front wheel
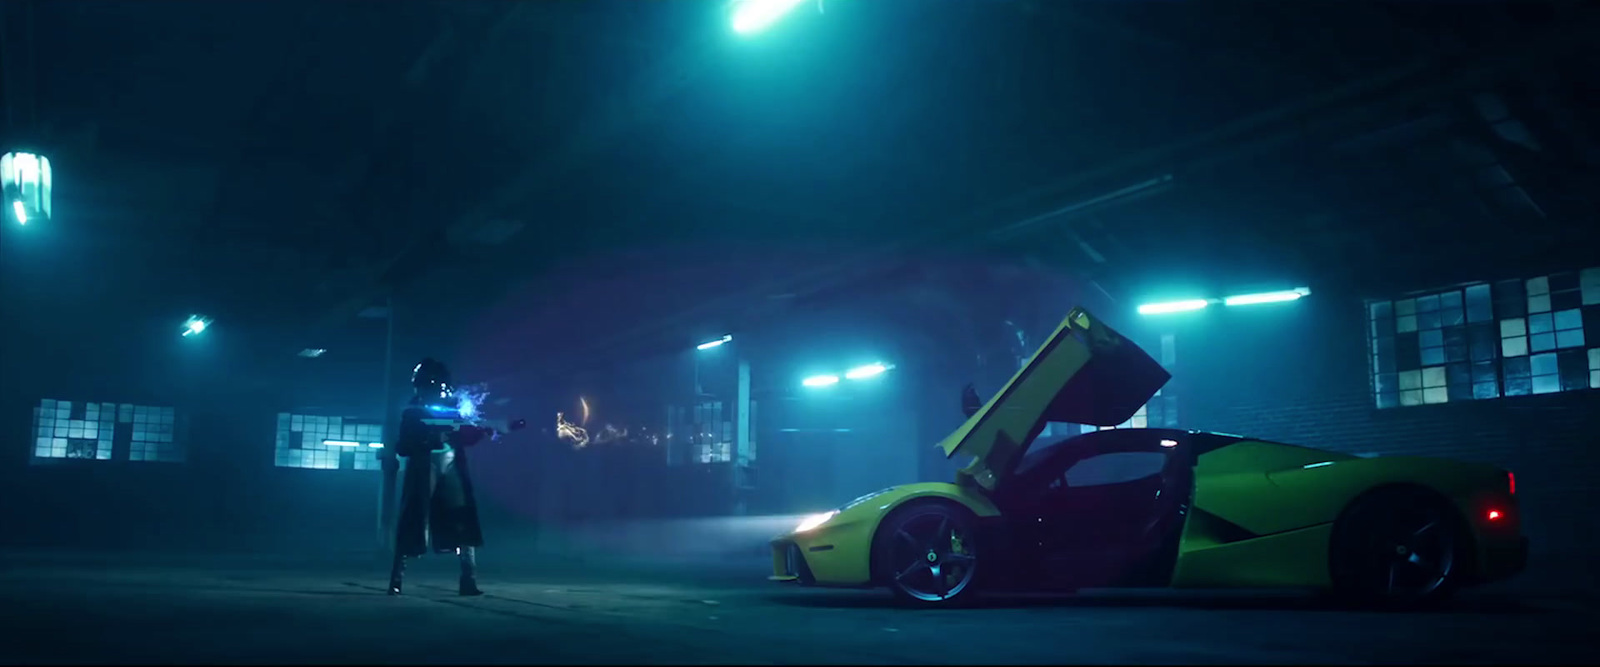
[873,501,981,607]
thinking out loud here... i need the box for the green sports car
[771,307,1527,606]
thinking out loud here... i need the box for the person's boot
[388,553,408,596]
[457,547,483,596]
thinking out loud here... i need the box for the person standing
[387,358,490,596]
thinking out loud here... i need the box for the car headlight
[794,510,838,533]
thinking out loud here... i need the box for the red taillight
[1507,472,1516,496]
[1487,509,1503,521]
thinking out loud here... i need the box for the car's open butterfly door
[938,307,1171,491]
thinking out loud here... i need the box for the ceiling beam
[489,13,1600,381]
[307,2,1178,363]
[292,2,565,340]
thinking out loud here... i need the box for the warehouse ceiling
[3,0,1598,382]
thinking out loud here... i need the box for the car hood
[938,307,1170,491]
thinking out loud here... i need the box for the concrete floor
[0,549,1595,665]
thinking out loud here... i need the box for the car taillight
[1507,471,1516,496]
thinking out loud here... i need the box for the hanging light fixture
[2,151,51,226]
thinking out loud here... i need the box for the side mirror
[961,383,981,418]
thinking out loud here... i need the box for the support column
[733,358,754,515]
[377,298,399,551]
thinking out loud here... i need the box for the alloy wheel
[884,510,976,602]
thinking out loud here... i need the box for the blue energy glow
[424,385,513,445]
[453,384,490,421]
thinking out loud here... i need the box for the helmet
[411,358,453,406]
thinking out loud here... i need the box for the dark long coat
[393,405,484,557]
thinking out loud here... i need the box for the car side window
[1062,451,1167,488]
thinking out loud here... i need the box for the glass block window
[688,401,733,464]
[274,412,383,471]
[698,440,733,464]
[697,418,733,464]
[1368,267,1600,408]
[30,399,183,463]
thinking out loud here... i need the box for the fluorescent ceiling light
[1224,287,1312,306]
[1137,299,1210,315]
[844,363,893,380]
[696,335,733,350]
[801,374,840,388]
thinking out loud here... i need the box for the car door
[938,307,1171,492]
[1016,430,1194,588]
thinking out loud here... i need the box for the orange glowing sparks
[556,412,590,448]
[554,396,652,449]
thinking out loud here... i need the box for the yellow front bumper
[769,539,811,584]
[768,526,875,587]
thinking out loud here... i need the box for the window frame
[30,399,184,464]
[1011,427,1189,482]
[1367,267,1599,408]
[1062,450,1170,489]
[275,412,384,471]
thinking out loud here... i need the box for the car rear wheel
[1330,488,1467,608]
[873,501,980,607]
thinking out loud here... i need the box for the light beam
[731,0,808,35]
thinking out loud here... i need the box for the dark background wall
[4,258,1596,577]
[1130,279,1600,562]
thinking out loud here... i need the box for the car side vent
[1191,508,1258,544]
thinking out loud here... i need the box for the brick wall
[1131,293,1600,560]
